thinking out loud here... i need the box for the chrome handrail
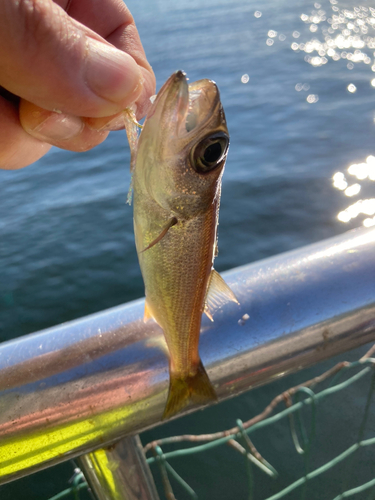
[1,226,375,486]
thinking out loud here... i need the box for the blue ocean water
[1,0,375,498]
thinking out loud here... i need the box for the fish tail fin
[163,360,217,420]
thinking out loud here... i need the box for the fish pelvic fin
[162,360,217,420]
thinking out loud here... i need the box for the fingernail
[85,38,143,105]
[33,112,84,141]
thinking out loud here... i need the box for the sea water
[1,0,375,498]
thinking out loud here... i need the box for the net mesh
[29,344,375,499]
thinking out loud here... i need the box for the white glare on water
[363,217,375,227]
[266,1,375,80]
[241,74,250,84]
[338,199,375,222]
[262,2,375,226]
[306,94,319,103]
[295,83,310,91]
[333,172,348,190]
[345,183,361,196]
[348,157,375,180]
[335,156,375,224]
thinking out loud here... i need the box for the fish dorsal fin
[204,269,239,321]
[140,217,178,253]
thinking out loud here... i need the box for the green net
[37,344,375,499]
[45,469,87,500]
[142,347,375,500]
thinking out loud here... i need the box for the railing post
[78,435,159,500]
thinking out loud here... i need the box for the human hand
[0,0,156,169]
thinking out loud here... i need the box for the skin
[0,0,155,169]
[133,72,230,416]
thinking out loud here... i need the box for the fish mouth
[146,70,221,138]
[146,70,189,129]
[185,78,221,135]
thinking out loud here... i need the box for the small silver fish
[132,71,238,418]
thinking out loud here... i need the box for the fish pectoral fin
[140,217,178,253]
[204,269,239,321]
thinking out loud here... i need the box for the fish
[132,70,238,419]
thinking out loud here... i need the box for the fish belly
[134,199,217,417]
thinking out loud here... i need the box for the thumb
[0,0,143,118]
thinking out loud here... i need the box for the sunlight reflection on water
[267,0,375,228]
[333,156,375,225]
[291,2,375,68]
[266,0,375,81]
[264,0,375,112]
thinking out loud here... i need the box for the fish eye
[191,133,229,173]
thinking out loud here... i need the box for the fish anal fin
[162,360,217,420]
[145,334,170,357]
[140,217,178,253]
[143,300,154,323]
[204,305,214,322]
[204,269,239,321]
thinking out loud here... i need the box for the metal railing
[1,226,375,499]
